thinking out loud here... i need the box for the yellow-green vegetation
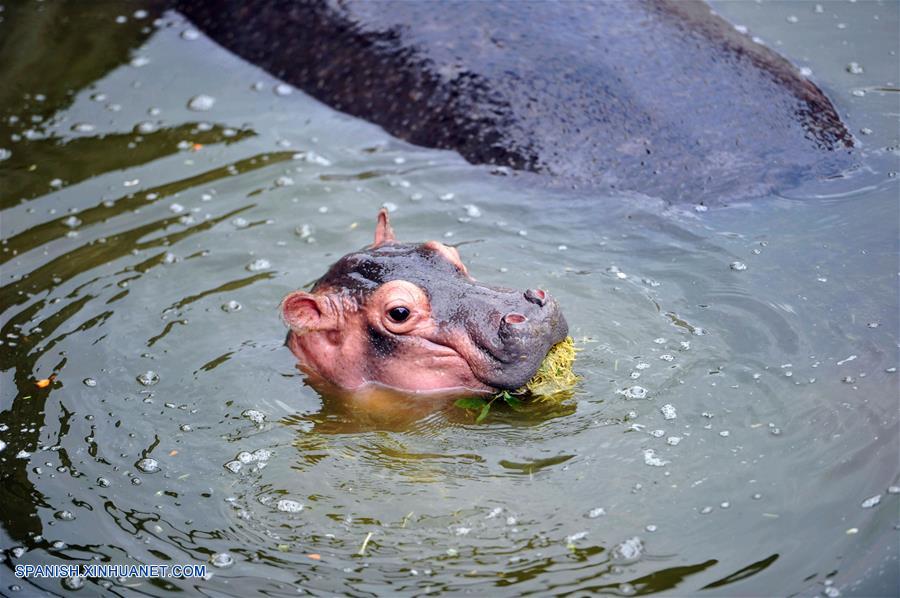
[455,337,580,422]
[518,336,580,401]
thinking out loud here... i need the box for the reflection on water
[1,1,898,596]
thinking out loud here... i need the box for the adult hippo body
[177,0,853,205]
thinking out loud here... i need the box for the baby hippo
[281,210,568,396]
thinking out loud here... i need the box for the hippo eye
[387,306,410,323]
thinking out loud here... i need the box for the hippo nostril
[524,288,547,307]
[504,312,528,325]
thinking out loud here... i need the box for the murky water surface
[1,1,898,595]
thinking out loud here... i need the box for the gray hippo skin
[176,0,853,205]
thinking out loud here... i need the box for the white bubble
[210,553,234,568]
[274,83,293,97]
[246,258,271,272]
[643,449,669,467]
[187,94,216,111]
[276,499,304,513]
[135,458,160,473]
[861,494,881,508]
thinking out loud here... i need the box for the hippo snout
[499,290,565,343]
[487,289,568,389]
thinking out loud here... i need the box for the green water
[0,1,897,596]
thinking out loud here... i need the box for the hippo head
[281,210,569,395]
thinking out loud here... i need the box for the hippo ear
[371,208,396,247]
[281,291,338,333]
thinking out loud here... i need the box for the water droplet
[643,449,669,467]
[187,95,216,111]
[242,409,265,424]
[210,553,234,568]
[224,460,242,474]
[463,204,482,218]
[861,494,881,508]
[96,477,110,487]
[276,499,303,513]
[660,404,677,420]
[136,121,157,134]
[222,300,242,313]
[730,261,747,271]
[181,29,200,41]
[135,458,159,473]
[246,258,271,272]
[82,378,97,387]
[274,83,293,96]
[54,510,75,521]
[63,216,82,229]
[846,62,864,75]
[621,385,648,399]
[137,371,159,386]
[252,448,271,462]
[180,424,193,432]
[62,577,84,590]
[612,537,644,563]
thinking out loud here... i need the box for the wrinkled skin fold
[281,210,568,395]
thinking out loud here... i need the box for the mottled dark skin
[281,210,568,394]
[177,0,853,205]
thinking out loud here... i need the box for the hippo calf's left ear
[280,291,339,333]
[371,208,396,248]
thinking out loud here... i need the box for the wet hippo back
[177,0,853,204]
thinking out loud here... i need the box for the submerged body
[281,210,568,395]
[178,0,853,204]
